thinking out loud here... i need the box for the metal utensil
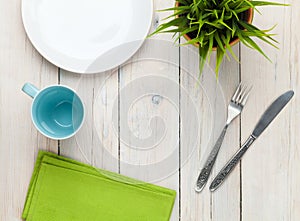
[195,83,251,192]
[209,90,294,192]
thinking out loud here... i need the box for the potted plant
[149,0,287,76]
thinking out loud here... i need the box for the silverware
[195,83,251,192]
[209,90,294,192]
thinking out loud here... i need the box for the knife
[209,90,294,192]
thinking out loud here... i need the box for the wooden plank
[211,48,241,221]
[3,1,300,221]
[240,1,300,220]
[180,44,241,220]
[179,45,215,221]
[0,0,58,220]
[59,70,119,172]
[118,1,180,220]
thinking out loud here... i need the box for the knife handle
[195,125,228,192]
[209,135,256,192]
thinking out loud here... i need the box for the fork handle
[195,125,228,192]
[209,135,256,192]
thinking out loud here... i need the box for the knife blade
[209,90,294,192]
[252,90,294,138]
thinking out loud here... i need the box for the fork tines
[231,82,252,106]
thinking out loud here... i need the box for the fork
[195,83,251,192]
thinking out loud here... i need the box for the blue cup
[22,83,85,140]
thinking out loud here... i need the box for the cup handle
[22,83,40,98]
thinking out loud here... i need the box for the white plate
[22,0,153,74]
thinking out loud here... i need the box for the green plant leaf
[148,0,288,77]
[220,0,235,8]
[162,9,191,20]
[199,45,209,74]
[250,1,289,7]
[216,46,225,77]
[204,21,223,29]
[181,37,202,45]
[238,30,272,61]
[238,21,279,47]
[215,31,230,60]
[207,32,214,63]
[231,20,237,37]
[231,10,239,21]
[235,6,252,14]
[219,20,233,31]
[221,30,239,61]
[175,26,199,42]
[211,0,217,6]
[239,21,277,40]
[205,29,217,36]
[157,6,191,12]
[148,17,188,37]
[214,32,225,52]
[177,0,192,6]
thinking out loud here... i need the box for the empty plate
[22,0,153,73]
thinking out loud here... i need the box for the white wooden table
[1,0,300,220]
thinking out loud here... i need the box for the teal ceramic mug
[22,83,85,140]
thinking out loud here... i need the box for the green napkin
[22,151,176,221]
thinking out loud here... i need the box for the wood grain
[0,0,58,220]
[118,1,180,220]
[180,45,241,220]
[1,0,300,220]
[59,70,119,172]
[240,1,300,220]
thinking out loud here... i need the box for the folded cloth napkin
[22,151,176,221]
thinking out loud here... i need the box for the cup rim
[30,84,85,140]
